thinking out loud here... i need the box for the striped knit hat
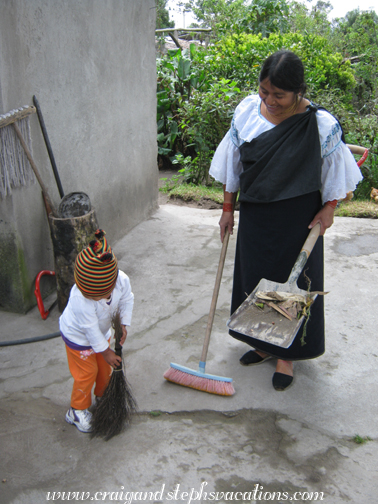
[74,229,118,298]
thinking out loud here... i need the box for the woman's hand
[219,211,234,242]
[220,187,237,242]
[101,348,122,368]
[308,204,335,236]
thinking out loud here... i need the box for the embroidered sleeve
[316,111,363,203]
[230,116,240,148]
[209,132,243,192]
[321,121,343,159]
[321,142,363,204]
[209,96,259,192]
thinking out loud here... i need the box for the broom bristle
[91,310,137,440]
[164,366,235,396]
[91,372,137,440]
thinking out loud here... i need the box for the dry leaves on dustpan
[254,290,328,321]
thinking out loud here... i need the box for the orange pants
[65,344,112,410]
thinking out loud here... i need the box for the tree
[187,0,289,40]
[156,1,378,193]
[331,9,378,110]
[288,0,332,37]
[156,0,175,29]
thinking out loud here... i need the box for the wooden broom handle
[347,144,368,155]
[200,228,230,363]
[12,122,57,217]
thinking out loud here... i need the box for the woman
[209,50,362,391]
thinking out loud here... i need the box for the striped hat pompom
[74,229,118,298]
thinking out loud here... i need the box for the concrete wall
[0,0,158,313]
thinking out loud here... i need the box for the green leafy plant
[157,44,209,168]
[188,0,290,40]
[171,151,215,185]
[331,10,378,112]
[352,434,372,444]
[175,78,242,183]
[156,5,378,195]
[205,31,355,100]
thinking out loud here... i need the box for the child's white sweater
[59,270,134,353]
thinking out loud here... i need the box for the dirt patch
[160,193,223,210]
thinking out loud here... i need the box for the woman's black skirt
[230,191,325,360]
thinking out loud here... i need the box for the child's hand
[101,348,122,368]
[120,325,127,346]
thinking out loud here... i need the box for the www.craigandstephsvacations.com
[46,482,325,502]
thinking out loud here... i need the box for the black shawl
[239,106,322,203]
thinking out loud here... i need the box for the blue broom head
[169,362,233,382]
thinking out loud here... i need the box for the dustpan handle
[287,223,320,286]
[200,229,230,364]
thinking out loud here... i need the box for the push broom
[164,229,235,396]
[91,310,137,440]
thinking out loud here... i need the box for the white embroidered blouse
[209,95,363,204]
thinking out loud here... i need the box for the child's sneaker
[65,407,93,433]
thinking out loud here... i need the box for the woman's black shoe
[240,350,272,366]
[272,372,293,391]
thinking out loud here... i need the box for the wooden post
[49,209,99,311]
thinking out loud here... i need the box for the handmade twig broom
[164,229,235,396]
[91,310,137,440]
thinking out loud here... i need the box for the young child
[59,229,134,433]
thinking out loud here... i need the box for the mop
[0,106,36,198]
[0,105,57,215]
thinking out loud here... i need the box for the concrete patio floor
[1,204,377,504]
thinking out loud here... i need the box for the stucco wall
[0,0,158,312]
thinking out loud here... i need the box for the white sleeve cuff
[321,143,363,204]
[209,133,242,193]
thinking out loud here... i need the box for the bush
[156,31,378,194]
[205,32,356,101]
[157,44,208,168]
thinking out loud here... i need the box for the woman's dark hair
[259,50,307,95]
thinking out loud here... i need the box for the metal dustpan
[227,223,321,348]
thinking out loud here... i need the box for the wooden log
[49,209,99,311]
[155,28,211,33]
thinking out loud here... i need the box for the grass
[335,200,378,219]
[149,410,162,417]
[352,434,372,444]
[160,181,224,204]
[160,181,378,218]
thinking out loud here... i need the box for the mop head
[0,110,35,198]
[91,312,137,440]
[164,363,235,396]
